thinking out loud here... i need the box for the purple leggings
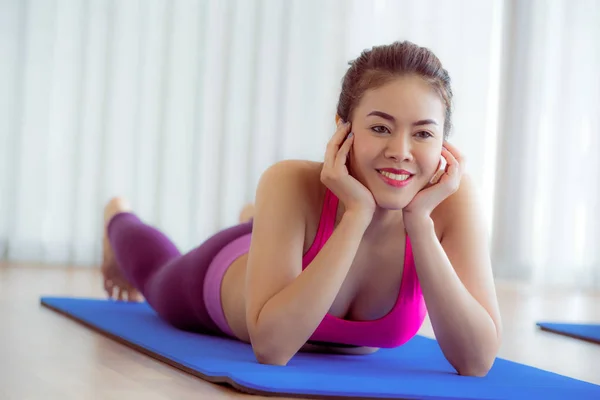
[106,212,253,335]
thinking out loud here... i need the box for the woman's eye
[371,126,390,134]
[416,131,433,138]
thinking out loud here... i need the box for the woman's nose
[384,135,413,161]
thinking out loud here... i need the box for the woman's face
[345,75,446,210]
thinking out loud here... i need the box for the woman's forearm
[406,217,500,376]
[253,212,369,365]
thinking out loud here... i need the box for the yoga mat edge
[39,296,600,400]
[39,297,390,400]
[536,322,600,345]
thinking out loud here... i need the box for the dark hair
[336,41,453,139]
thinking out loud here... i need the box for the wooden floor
[1,263,599,400]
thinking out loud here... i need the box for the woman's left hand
[403,141,465,224]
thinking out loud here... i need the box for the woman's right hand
[320,120,376,223]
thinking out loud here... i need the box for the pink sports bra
[302,188,427,348]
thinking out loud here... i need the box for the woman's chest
[327,238,407,321]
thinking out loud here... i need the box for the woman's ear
[335,114,342,125]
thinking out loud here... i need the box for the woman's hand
[321,120,376,223]
[403,141,465,226]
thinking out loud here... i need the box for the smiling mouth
[376,170,412,181]
[376,169,414,181]
[376,169,414,188]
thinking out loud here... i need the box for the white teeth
[379,171,411,181]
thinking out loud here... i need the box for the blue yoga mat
[537,322,600,344]
[40,296,600,400]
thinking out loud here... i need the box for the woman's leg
[101,197,253,334]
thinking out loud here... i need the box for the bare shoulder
[431,173,487,240]
[258,159,321,190]
[256,159,326,218]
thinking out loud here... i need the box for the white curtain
[1,0,598,289]
[491,0,600,289]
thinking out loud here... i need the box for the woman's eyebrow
[366,110,396,122]
[412,119,438,127]
[366,110,438,127]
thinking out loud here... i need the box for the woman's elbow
[248,328,294,366]
[456,330,501,377]
[457,364,492,377]
[455,354,496,377]
[254,351,291,366]
[251,341,293,366]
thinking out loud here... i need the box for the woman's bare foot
[101,197,142,302]
[239,203,255,223]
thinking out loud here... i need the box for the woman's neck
[365,207,405,238]
[335,202,405,239]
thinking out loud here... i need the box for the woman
[101,41,502,376]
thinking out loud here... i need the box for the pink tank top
[302,189,427,348]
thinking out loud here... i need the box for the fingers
[442,141,464,167]
[325,120,351,167]
[441,147,462,194]
[441,141,466,177]
[441,147,457,171]
[335,133,354,169]
[332,120,351,144]
[429,168,445,185]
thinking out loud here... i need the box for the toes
[104,279,115,299]
[116,287,124,301]
[104,278,137,303]
[125,290,134,302]
[129,289,143,302]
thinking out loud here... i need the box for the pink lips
[378,168,414,175]
[377,169,414,188]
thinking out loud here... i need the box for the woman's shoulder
[261,159,323,179]
[431,173,483,236]
[258,159,323,191]
[257,159,326,211]
[255,159,329,252]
